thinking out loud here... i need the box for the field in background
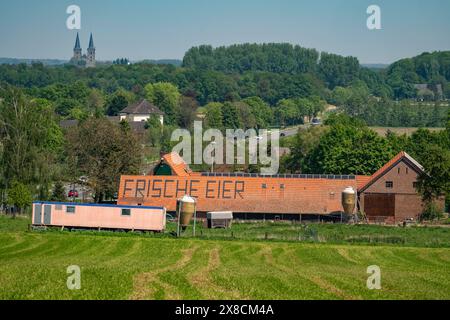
[0,215,449,300]
[370,127,445,137]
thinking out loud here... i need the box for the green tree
[307,116,393,175]
[146,114,164,147]
[51,181,67,202]
[284,126,327,173]
[106,91,130,116]
[145,82,181,125]
[0,88,63,200]
[87,89,105,116]
[66,117,142,202]
[275,99,302,127]
[221,102,242,129]
[415,145,450,203]
[7,181,32,217]
[204,102,223,129]
[235,101,256,129]
[179,96,198,129]
[242,96,273,129]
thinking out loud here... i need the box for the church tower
[73,32,82,61]
[86,33,96,68]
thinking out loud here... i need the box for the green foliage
[275,99,301,127]
[274,96,326,127]
[308,123,393,175]
[0,87,63,199]
[420,202,444,221]
[332,84,449,127]
[106,89,133,116]
[283,126,327,173]
[242,96,273,129]
[50,181,66,202]
[145,82,181,125]
[286,114,393,175]
[183,43,319,74]
[146,114,164,147]
[318,52,360,88]
[204,102,223,129]
[416,145,450,202]
[221,102,242,129]
[179,96,198,129]
[65,117,142,202]
[7,181,32,213]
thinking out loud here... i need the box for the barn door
[364,193,395,218]
[34,204,42,224]
[43,205,52,225]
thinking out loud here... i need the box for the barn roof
[120,99,164,115]
[358,151,424,192]
[157,151,424,195]
[356,175,372,189]
[162,152,192,176]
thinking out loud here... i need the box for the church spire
[74,32,81,50]
[88,33,95,49]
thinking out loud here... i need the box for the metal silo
[342,186,356,216]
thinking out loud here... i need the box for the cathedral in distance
[70,32,96,67]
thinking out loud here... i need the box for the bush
[420,202,444,221]
[7,181,32,217]
[51,181,66,202]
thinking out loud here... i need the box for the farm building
[117,151,443,223]
[32,202,166,232]
[358,151,444,223]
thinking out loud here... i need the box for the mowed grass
[172,221,450,247]
[0,215,449,300]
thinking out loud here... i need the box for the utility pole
[211,141,216,173]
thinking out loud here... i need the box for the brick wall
[361,160,424,222]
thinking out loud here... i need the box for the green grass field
[0,215,449,300]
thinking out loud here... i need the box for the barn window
[280,184,285,189]
[66,206,76,214]
[121,209,131,216]
[262,184,267,189]
[406,167,409,174]
[385,181,393,189]
[413,181,418,189]
[329,192,335,200]
[398,168,401,174]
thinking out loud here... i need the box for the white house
[119,99,164,124]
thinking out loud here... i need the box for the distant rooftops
[120,99,164,115]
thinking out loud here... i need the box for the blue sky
[0,0,449,63]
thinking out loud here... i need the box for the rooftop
[120,99,164,115]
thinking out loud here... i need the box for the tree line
[282,113,450,216]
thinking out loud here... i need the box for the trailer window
[66,206,76,214]
[121,209,131,216]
